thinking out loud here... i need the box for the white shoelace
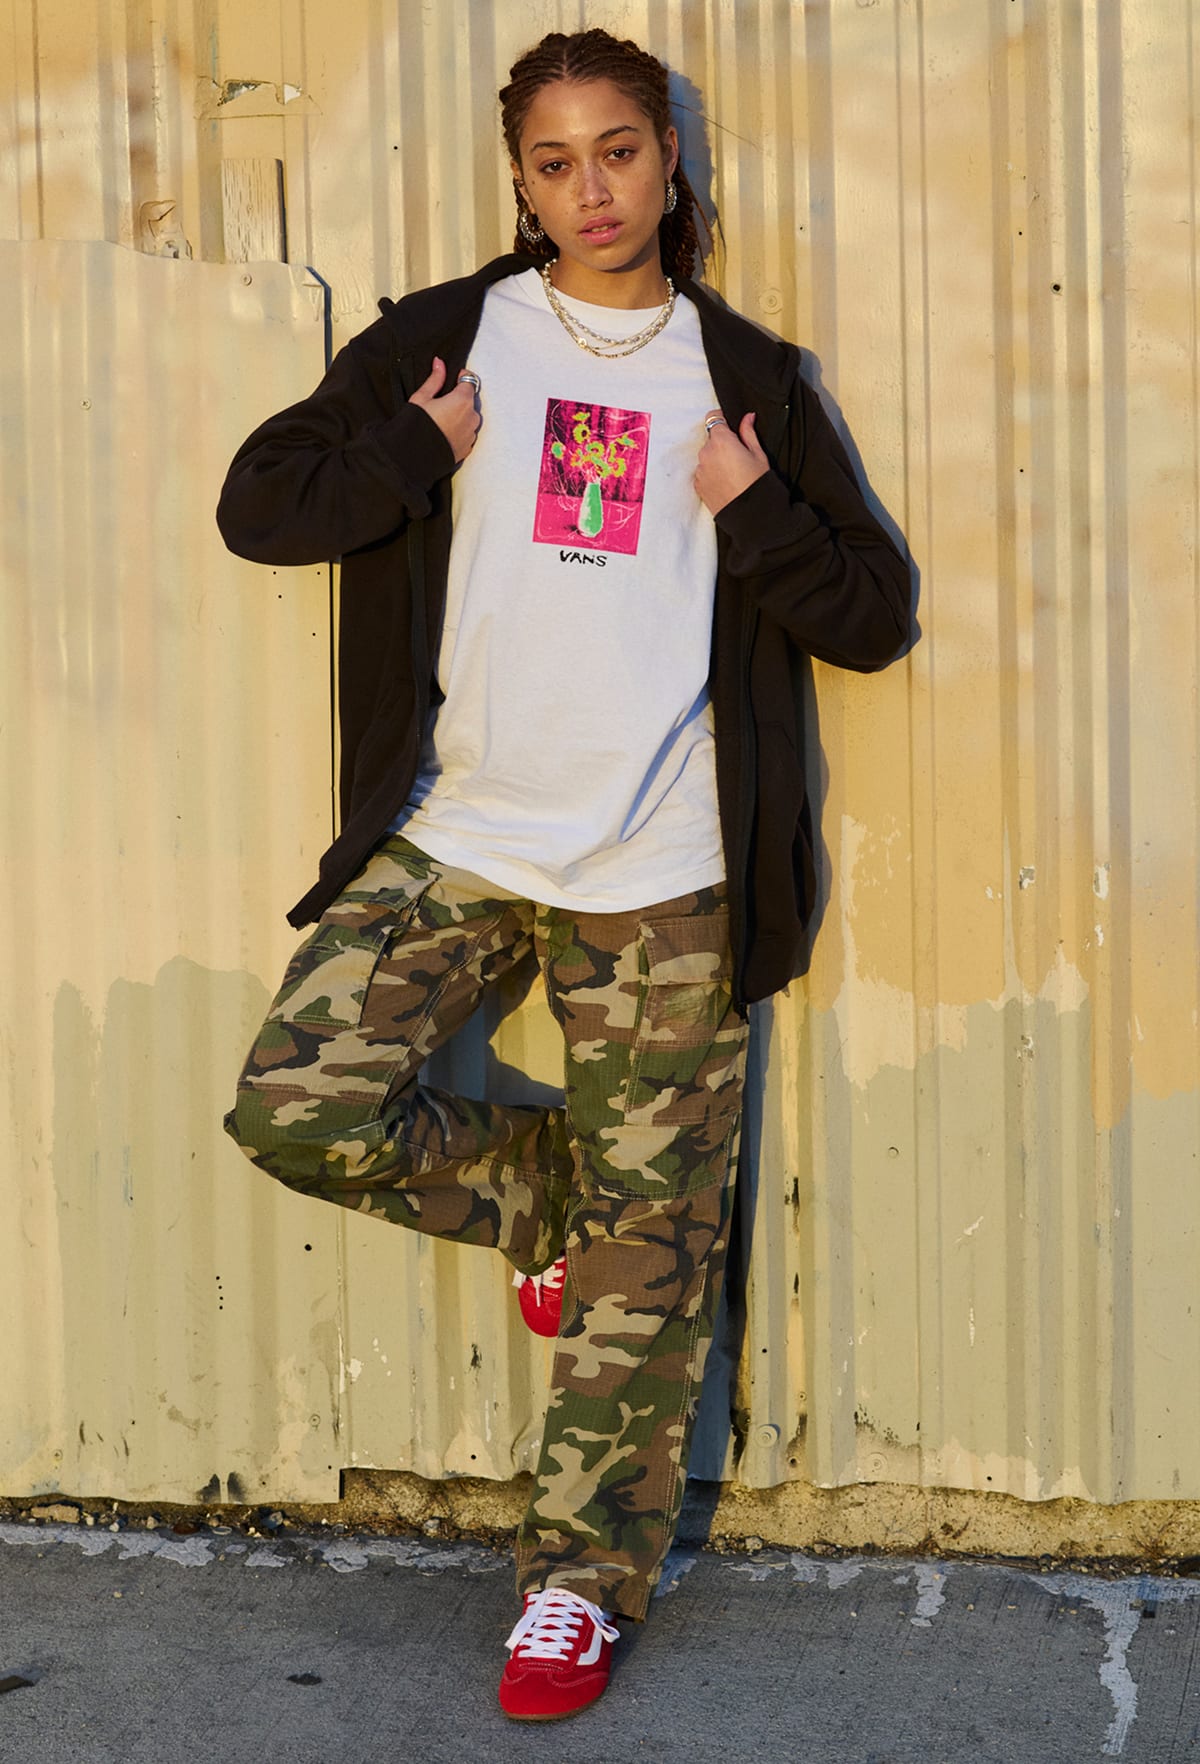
[505,1587,619,1662]
[512,1255,567,1297]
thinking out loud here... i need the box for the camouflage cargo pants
[225,834,748,1621]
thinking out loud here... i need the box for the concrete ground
[1,1519,1199,1763]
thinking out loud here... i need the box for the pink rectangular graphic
[533,398,651,555]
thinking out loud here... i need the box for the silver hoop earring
[518,207,545,245]
[664,180,678,215]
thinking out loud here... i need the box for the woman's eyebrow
[527,124,644,152]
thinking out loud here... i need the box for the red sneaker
[512,1255,567,1337]
[498,1587,619,1721]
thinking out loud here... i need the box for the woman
[217,27,909,1723]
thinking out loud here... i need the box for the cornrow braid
[498,28,713,284]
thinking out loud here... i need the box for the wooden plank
[221,157,286,262]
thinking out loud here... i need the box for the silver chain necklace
[539,263,676,358]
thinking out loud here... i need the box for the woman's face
[511,77,678,300]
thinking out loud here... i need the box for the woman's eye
[538,160,566,175]
[608,147,635,162]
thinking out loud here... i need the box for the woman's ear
[663,126,680,183]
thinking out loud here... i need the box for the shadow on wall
[669,67,720,263]
[671,60,921,987]
[659,64,921,1523]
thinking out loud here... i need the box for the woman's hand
[409,357,482,463]
[694,409,770,515]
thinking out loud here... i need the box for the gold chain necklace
[539,263,676,358]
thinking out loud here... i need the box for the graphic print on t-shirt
[533,398,651,556]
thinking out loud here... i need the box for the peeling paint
[358,1539,507,1577]
[919,1439,1107,1503]
[1030,943,1089,1013]
[1093,1592,1141,1756]
[1031,1574,1170,1757]
[194,77,319,118]
[244,1545,289,1569]
[728,1554,787,1583]
[654,1549,698,1598]
[319,1540,370,1573]
[221,78,268,103]
[1037,1580,1200,1756]
[0,1521,509,1582]
[828,818,1093,1090]
[910,1564,947,1627]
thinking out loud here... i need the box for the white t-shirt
[396,268,724,910]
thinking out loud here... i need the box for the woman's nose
[578,163,611,205]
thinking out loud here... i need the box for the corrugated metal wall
[2,0,1197,1509]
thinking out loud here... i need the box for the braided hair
[498,29,711,284]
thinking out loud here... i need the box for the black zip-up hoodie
[216,254,912,1006]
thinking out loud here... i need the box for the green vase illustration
[578,477,605,538]
[550,409,639,545]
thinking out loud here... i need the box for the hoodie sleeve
[215,318,456,567]
[713,375,912,671]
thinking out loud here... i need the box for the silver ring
[458,371,481,391]
[705,415,727,434]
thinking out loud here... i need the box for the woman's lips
[579,221,623,243]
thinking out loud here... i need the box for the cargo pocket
[266,907,412,1032]
[624,914,748,1128]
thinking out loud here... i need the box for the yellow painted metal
[0,241,338,1500]
[2,0,1197,1508]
